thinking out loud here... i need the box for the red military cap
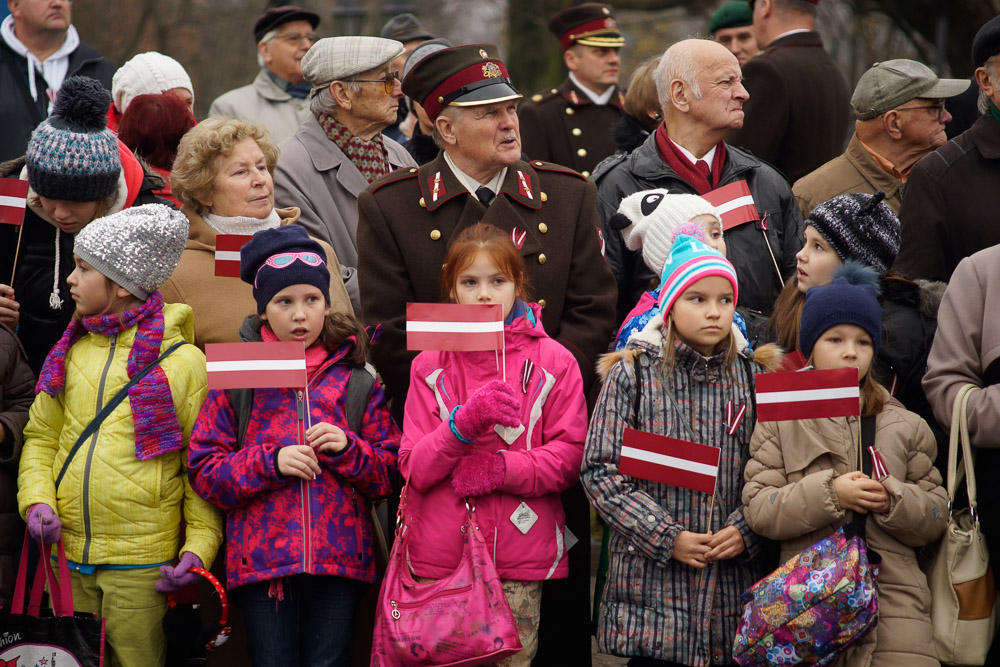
[548,3,625,51]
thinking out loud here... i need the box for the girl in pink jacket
[400,223,587,665]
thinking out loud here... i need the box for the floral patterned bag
[732,416,882,666]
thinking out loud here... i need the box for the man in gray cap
[209,4,319,144]
[895,14,1000,282]
[793,59,969,218]
[274,36,416,314]
[379,12,434,142]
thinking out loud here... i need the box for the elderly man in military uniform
[357,43,615,667]
[518,3,626,177]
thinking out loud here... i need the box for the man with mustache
[357,44,616,667]
[518,3,626,178]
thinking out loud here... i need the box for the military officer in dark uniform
[518,3,626,177]
[357,43,614,667]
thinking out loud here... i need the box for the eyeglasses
[254,252,326,287]
[895,101,947,121]
[348,70,400,95]
[276,31,317,46]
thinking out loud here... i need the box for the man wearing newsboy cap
[793,59,969,218]
[273,37,416,315]
[357,45,615,665]
[209,4,319,144]
[894,14,1000,282]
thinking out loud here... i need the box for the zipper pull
[296,390,305,422]
[390,600,400,620]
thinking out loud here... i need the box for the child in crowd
[0,323,33,614]
[396,223,587,665]
[583,233,780,666]
[187,225,399,667]
[609,190,746,351]
[17,204,222,667]
[743,268,947,666]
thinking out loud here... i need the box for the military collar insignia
[516,170,533,200]
[428,171,446,203]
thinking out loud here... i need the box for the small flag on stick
[406,303,504,352]
[214,234,253,278]
[703,180,759,231]
[0,179,29,226]
[869,447,889,480]
[756,367,860,422]
[206,341,306,390]
[619,428,720,494]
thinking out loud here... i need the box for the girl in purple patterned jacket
[188,226,400,667]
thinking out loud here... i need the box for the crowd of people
[1,0,1000,666]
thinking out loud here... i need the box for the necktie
[476,186,495,207]
[695,160,711,181]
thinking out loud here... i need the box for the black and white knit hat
[806,191,899,277]
[74,204,189,300]
[26,76,121,203]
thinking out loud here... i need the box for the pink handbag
[370,487,523,666]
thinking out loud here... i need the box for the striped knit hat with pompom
[657,233,738,315]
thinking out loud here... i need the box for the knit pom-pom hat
[240,226,331,313]
[657,233,738,315]
[799,261,883,359]
[806,191,899,277]
[27,76,121,202]
[608,189,722,275]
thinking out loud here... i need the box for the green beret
[709,1,753,34]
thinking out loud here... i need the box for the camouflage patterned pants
[490,580,543,667]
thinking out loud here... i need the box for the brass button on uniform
[577,148,587,157]
[531,93,542,102]
[550,88,558,94]
[430,230,441,241]
[538,253,547,264]
[408,168,417,173]
[572,128,582,136]
[534,161,544,167]
[538,223,548,234]
[538,298,546,308]
[419,197,426,208]
[582,170,591,178]
[565,107,574,115]
[540,192,548,202]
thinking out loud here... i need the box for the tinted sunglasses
[349,70,401,95]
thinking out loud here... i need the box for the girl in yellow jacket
[17,204,223,667]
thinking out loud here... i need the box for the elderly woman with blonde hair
[162,117,352,347]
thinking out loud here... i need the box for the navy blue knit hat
[27,76,121,202]
[799,263,882,360]
[240,226,330,313]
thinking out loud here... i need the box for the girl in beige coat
[743,269,947,666]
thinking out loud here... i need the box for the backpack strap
[631,356,642,428]
[55,341,187,489]
[228,388,254,450]
[847,415,878,537]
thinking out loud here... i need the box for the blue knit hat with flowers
[240,226,330,313]
[799,262,882,359]
[657,233,739,315]
[26,76,121,202]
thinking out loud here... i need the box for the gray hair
[256,28,279,68]
[432,106,462,149]
[978,54,1000,115]
[309,80,362,117]
[654,43,703,108]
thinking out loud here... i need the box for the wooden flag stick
[760,229,783,287]
[9,226,22,286]
[698,491,718,589]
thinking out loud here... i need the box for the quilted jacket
[187,329,400,589]
[17,303,222,568]
[400,303,586,581]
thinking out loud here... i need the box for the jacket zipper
[82,336,117,564]
[297,389,312,573]
[392,583,473,609]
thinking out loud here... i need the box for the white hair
[256,28,279,69]
[654,42,703,108]
[978,54,1000,115]
[309,80,361,117]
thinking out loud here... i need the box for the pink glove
[27,504,61,545]
[155,552,203,593]
[453,380,520,442]
[452,450,506,497]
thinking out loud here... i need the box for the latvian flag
[205,341,307,390]
[0,179,29,226]
[869,447,889,480]
[619,428,720,494]
[756,367,860,422]
[703,180,759,231]
[214,234,253,278]
[406,303,504,352]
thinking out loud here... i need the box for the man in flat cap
[894,14,1000,282]
[273,36,415,315]
[379,12,434,143]
[710,1,759,67]
[518,3,625,177]
[794,59,969,218]
[357,43,615,667]
[209,4,318,144]
[728,0,851,183]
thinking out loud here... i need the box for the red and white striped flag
[619,428,720,494]
[756,367,860,422]
[0,179,29,226]
[205,341,306,390]
[703,180,759,231]
[406,303,504,352]
[869,447,889,480]
[214,234,253,278]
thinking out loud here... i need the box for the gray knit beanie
[74,204,189,299]
[26,76,121,203]
[806,191,900,276]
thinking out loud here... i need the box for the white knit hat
[611,189,722,275]
[112,52,193,113]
